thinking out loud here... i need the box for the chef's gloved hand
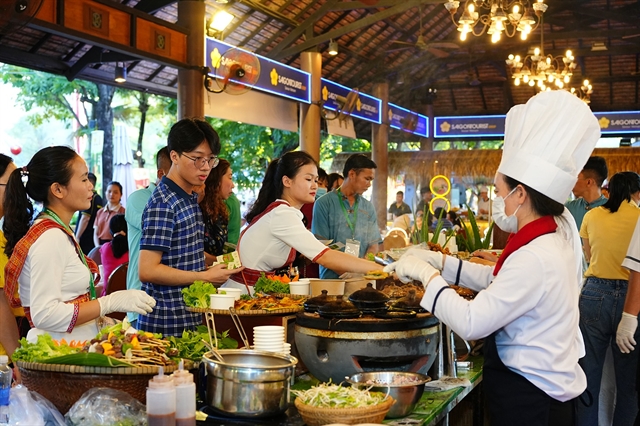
[339,272,364,279]
[98,290,156,317]
[616,312,638,353]
[403,248,445,270]
[384,255,440,288]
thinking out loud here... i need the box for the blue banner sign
[435,115,506,138]
[594,111,640,134]
[320,79,381,124]
[388,103,428,137]
[206,38,310,103]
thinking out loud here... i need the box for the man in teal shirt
[124,147,171,326]
[565,156,608,230]
[312,154,381,279]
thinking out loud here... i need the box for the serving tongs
[204,311,225,363]
[229,307,251,349]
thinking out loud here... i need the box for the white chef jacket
[422,232,587,402]
[623,217,640,274]
[20,225,99,343]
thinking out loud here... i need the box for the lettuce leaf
[12,334,81,363]
[182,281,217,308]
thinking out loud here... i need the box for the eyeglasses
[181,153,219,169]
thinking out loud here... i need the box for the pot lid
[348,283,389,304]
[304,290,336,312]
[317,295,361,318]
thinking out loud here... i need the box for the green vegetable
[41,353,135,367]
[291,383,389,408]
[457,206,494,252]
[12,334,80,363]
[239,294,252,301]
[182,280,218,308]
[254,273,290,294]
[166,326,238,361]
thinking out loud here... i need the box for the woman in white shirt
[3,146,155,343]
[385,91,600,426]
[225,151,378,293]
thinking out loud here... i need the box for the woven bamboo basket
[294,396,395,426]
[17,361,177,414]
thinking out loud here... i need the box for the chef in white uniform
[385,90,600,426]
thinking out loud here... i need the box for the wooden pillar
[372,81,389,231]
[177,0,205,119]
[299,51,322,162]
[420,103,434,151]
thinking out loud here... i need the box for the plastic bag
[65,387,146,426]
[8,385,65,426]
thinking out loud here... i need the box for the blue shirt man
[312,154,381,279]
[564,156,609,231]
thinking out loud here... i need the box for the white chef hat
[497,91,601,203]
[479,186,489,193]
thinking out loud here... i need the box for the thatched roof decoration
[331,148,640,185]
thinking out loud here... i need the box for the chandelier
[504,14,593,103]
[443,0,548,42]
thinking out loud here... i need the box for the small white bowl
[209,293,236,310]
[289,279,310,295]
[217,287,242,300]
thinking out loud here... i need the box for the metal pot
[202,350,297,418]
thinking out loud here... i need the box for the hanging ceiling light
[443,0,548,42]
[114,63,126,83]
[328,39,338,56]
[208,10,234,33]
[505,15,592,102]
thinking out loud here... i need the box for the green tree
[1,64,116,190]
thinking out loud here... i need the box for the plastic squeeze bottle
[0,355,12,426]
[147,366,176,426]
[172,360,196,426]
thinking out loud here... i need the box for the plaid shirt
[138,177,204,336]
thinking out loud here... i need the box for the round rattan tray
[17,361,177,414]
[187,306,303,316]
[294,396,395,426]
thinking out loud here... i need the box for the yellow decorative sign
[429,175,451,215]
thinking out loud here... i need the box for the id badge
[345,239,361,257]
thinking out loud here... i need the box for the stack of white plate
[253,325,285,353]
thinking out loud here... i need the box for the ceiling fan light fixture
[114,64,126,83]
[328,40,338,56]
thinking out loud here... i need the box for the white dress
[224,201,328,293]
[20,226,99,343]
[422,232,586,402]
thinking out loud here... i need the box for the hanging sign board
[206,37,311,103]
[320,78,381,124]
[594,111,640,134]
[434,115,506,138]
[388,103,428,137]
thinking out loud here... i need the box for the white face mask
[492,187,521,233]
[315,187,327,200]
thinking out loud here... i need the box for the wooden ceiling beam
[134,0,176,14]
[236,0,299,28]
[331,0,442,11]
[272,0,421,60]
[268,0,341,57]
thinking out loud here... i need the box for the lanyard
[43,208,97,300]
[336,188,358,239]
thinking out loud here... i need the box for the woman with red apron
[386,91,600,425]
[224,151,378,294]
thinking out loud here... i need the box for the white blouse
[20,225,98,343]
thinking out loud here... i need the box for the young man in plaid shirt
[138,118,243,336]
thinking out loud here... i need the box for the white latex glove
[616,312,638,354]
[403,248,445,271]
[98,290,156,317]
[339,272,364,279]
[384,254,440,287]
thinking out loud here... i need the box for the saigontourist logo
[599,116,610,129]
[440,121,451,132]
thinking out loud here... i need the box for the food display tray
[187,306,303,316]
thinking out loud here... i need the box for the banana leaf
[40,353,135,367]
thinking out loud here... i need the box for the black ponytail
[245,151,317,224]
[4,146,78,257]
[602,172,640,213]
[108,214,128,258]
